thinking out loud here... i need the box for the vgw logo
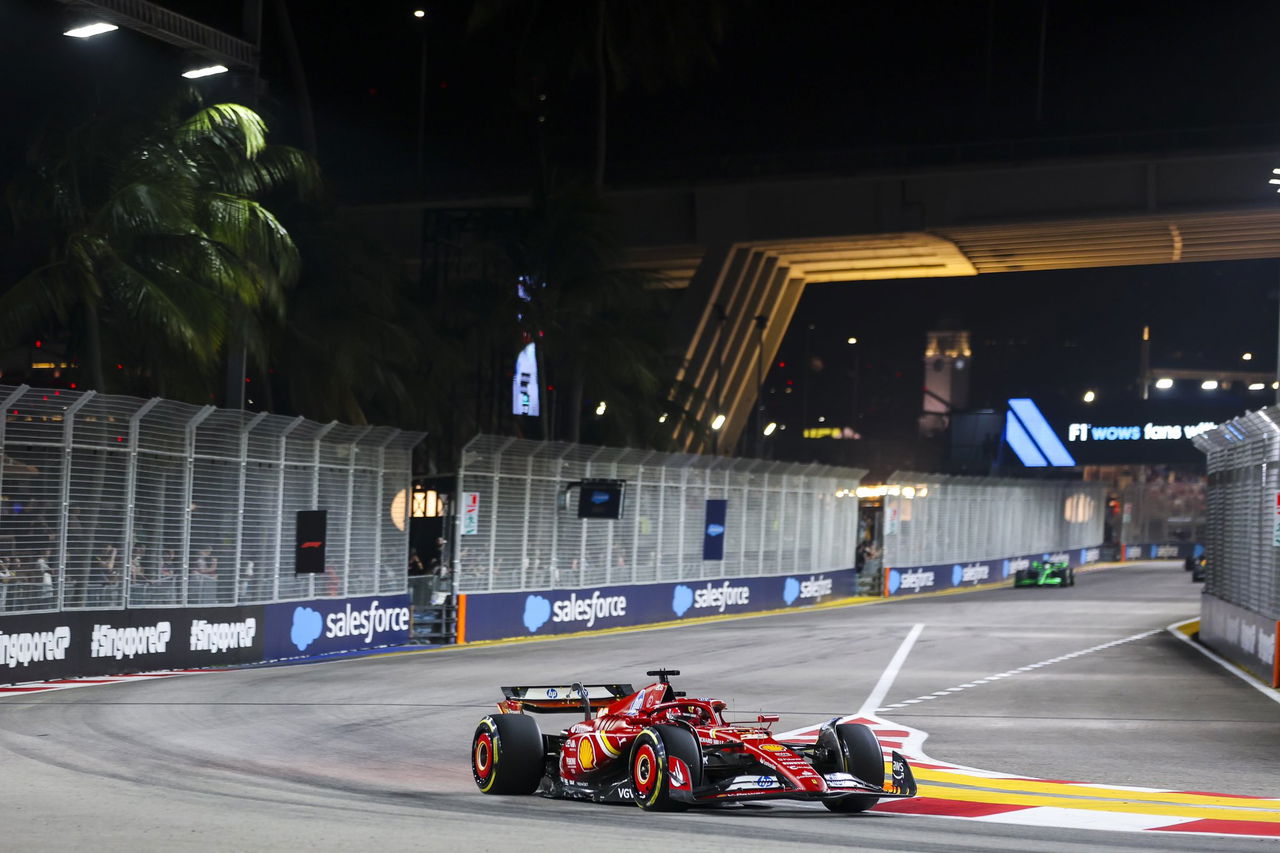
[671,581,750,617]
[522,590,628,633]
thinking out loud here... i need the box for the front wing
[681,750,918,806]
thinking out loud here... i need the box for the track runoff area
[0,560,1277,852]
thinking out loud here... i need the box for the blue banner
[885,546,1104,597]
[703,499,727,561]
[1119,542,1199,561]
[460,569,859,643]
[262,593,412,660]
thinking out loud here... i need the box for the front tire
[472,714,545,795]
[823,723,883,813]
[629,725,702,811]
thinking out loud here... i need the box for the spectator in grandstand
[191,545,217,604]
[0,552,13,611]
[90,544,121,606]
[154,548,179,604]
[34,549,55,606]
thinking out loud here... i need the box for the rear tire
[629,725,702,811]
[472,714,545,795]
[823,723,883,813]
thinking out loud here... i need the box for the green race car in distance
[1013,560,1075,587]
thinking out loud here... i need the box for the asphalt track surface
[2,561,1278,852]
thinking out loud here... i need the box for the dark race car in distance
[471,669,917,812]
[1013,559,1075,588]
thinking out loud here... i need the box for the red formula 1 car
[471,669,917,812]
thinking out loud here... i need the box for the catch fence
[453,435,866,593]
[881,471,1105,568]
[0,384,420,615]
[1192,409,1280,620]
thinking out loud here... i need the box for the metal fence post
[123,397,162,606]
[520,453,533,589]
[677,466,688,581]
[274,416,304,601]
[181,406,216,607]
[234,412,268,605]
[344,426,371,597]
[310,421,337,598]
[373,429,399,595]
[630,462,642,583]
[56,391,95,609]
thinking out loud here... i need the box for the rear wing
[499,683,634,714]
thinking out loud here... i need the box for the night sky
[4,0,1280,441]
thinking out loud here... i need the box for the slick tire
[472,714,545,795]
[823,723,883,813]
[629,725,702,811]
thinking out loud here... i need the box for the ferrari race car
[1013,559,1075,587]
[471,669,917,812]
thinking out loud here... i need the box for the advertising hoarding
[458,569,859,643]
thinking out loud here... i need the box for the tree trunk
[83,300,106,392]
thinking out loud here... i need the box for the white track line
[876,628,1161,711]
[858,623,925,715]
[1167,617,1280,705]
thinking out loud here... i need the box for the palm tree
[1,90,317,397]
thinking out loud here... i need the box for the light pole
[711,301,728,454]
[847,336,860,435]
[754,314,767,457]
[414,9,428,184]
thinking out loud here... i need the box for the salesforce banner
[885,546,1103,597]
[1119,542,1199,561]
[0,605,265,685]
[262,593,412,660]
[459,570,859,643]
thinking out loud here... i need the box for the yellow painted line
[1172,619,1198,638]
[914,782,1280,822]
[913,766,1280,810]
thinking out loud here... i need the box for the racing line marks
[876,628,1162,712]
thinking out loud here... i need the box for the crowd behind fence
[453,435,867,593]
[0,384,420,615]
[882,471,1105,568]
[1192,409,1280,620]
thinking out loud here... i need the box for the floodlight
[64,22,118,38]
[182,64,229,79]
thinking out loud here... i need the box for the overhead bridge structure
[609,149,1280,453]
[353,144,1280,453]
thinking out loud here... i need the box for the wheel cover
[632,743,658,799]
[473,732,493,781]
